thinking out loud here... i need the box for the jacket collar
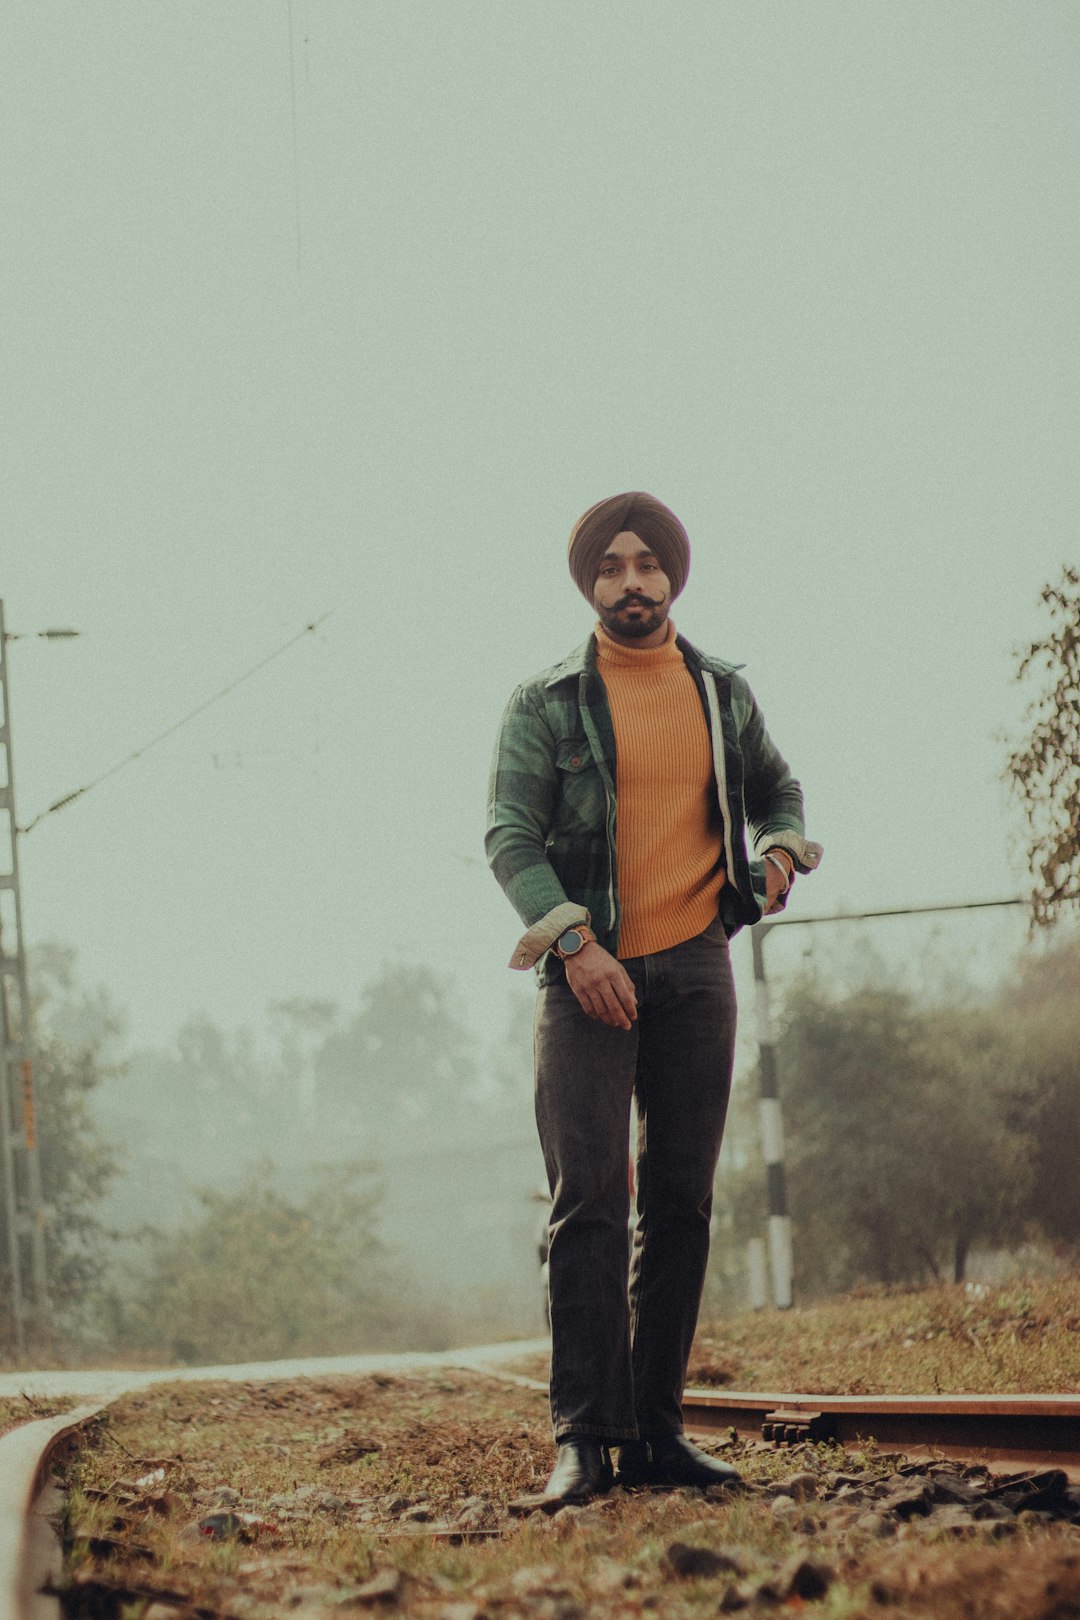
[543,636,596,686]
[543,631,743,687]
[675,633,745,678]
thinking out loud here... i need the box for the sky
[3,0,1077,1052]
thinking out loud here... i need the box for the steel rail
[0,1404,108,1620]
[683,1387,1080,1479]
[0,1341,550,1620]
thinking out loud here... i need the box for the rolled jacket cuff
[509,902,591,971]
[753,831,824,874]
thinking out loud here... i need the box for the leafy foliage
[775,979,1028,1292]
[33,1031,123,1322]
[122,1161,445,1363]
[0,945,123,1354]
[1006,565,1080,927]
[999,933,1080,1247]
[716,932,1080,1301]
[312,963,479,1151]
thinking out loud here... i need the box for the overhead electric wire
[763,895,1025,928]
[286,0,303,272]
[19,612,332,834]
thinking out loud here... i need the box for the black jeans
[534,915,737,1442]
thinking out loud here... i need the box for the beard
[595,594,670,640]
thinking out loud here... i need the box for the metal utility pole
[0,600,50,1354]
[750,920,791,1308]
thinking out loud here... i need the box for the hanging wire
[19,612,332,834]
[286,0,303,272]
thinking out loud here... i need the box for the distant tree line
[111,1163,451,1366]
[2,951,534,1364]
[16,926,1080,1359]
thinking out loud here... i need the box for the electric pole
[0,599,51,1354]
[750,920,792,1308]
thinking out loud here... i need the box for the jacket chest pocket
[550,740,606,836]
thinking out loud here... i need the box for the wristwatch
[554,924,597,960]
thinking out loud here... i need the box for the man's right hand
[563,943,638,1030]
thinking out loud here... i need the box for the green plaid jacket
[486,631,822,978]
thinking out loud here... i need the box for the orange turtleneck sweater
[595,621,726,959]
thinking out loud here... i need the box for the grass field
[506,1276,1080,1394]
[50,1276,1080,1619]
[690,1275,1080,1394]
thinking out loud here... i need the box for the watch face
[559,929,584,956]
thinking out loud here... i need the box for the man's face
[592,530,672,643]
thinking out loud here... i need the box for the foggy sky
[4,1,1078,1046]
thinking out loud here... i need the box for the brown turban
[567,492,691,602]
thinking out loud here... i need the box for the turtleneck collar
[595,619,680,669]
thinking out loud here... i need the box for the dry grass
[688,1277,1080,1395]
[503,1278,1080,1395]
[54,1358,1080,1620]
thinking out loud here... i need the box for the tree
[122,1160,444,1363]
[773,976,1028,1293]
[1,945,124,1353]
[915,1004,1033,1282]
[998,933,1080,1250]
[32,1028,123,1332]
[1006,565,1080,927]
[311,963,479,1154]
[95,999,342,1237]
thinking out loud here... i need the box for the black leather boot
[616,1433,742,1490]
[543,1438,614,1503]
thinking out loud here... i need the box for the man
[486,492,821,1503]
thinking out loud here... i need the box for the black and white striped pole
[750,920,791,1308]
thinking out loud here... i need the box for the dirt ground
[54,1367,1080,1620]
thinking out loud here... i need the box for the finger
[612,974,638,1022]
[596,980,632,1030]
[571,983,597,1020]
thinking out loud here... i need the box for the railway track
[682,1388,1080,1480]
[1,1403,109,1620]
[4,1377,1080,1620]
